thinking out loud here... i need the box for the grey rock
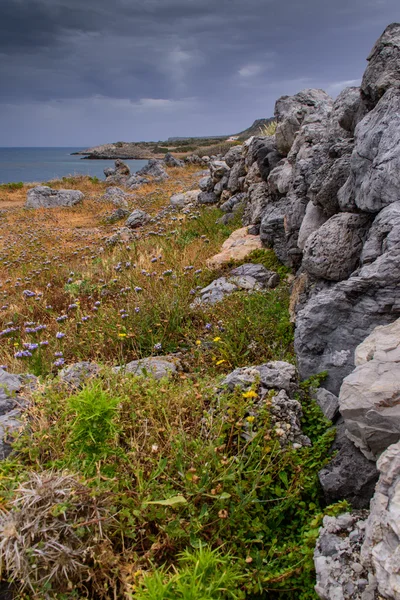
[198,191,218,205]
[339,318,400,460]
[220,193,246,213]
[361,202,400,265]
[0,369,23,416]
[210,160,230,183]
[59,362,101,388]
[338,88,400,214]
[192,275,261,307]
[214,174,229,197]
[314,511,372,600]
[163,153,184,167]
[224,145,243,167]
[199,176,213,192]
[0,409,23,460]
[295,247,400,394]
[274,89,333,155]
[267,160,293,198]
[259,198,289,265]
[230,263,280,288]
[314,387,340,422]
[105,208,130,223]
[137,159,169,181]
[220,361,297,394]
[126,209,151,228]
[318,419,379,509]
[297,202,328,251]
[104,159,130,185]
[302,213,371,281]
[170,190,200,208]
[361,22,400,110]
[126,175,150,190]
[361,440,400,599]
[334,86,366,134]
[227,160,246,194]
[100,187,129,208]
[116,356,181,380]
[26,186,84,209]
[243,182,270,227]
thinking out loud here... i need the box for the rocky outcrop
[99,187,130,208]
[361,440,400,599]
[136,159,169,182]
[104,159,131,185]
[26,187,84,209]
[339,318,400,460]
[315,440,400,600]
[115,355,181,380]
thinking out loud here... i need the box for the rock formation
[26,186,84,208]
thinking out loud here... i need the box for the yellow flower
[246,416,255,423]
[195,340,201,346]
[118,333,127,338]
[242,390,258,399]
[216,359,226,365]
[213,337,221,342]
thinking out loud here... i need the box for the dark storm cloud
[1,0,400,145]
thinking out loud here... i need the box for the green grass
[0,181,24,190]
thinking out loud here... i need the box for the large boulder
[302,213,371,281]
[99,187,129,208]
[361,22,400,110]
[339,318,400,460]
[104,159,131,185]
[338,88,400,213]
[224,145,243,167]
[170,190,200,208]
[163,153,184,167]
[26,187,84,209]
[274,89,333,155]
[297,202,328,251]
[295,248,400,394]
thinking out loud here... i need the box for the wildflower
[22,290,36,297]
[56,315,68,323]
[54,351,63,357]
[118,333,127,338]
[68,303,78,310]
[134,307,140,313]
[151,444,159,453]
[94,301,101,307]
[195,340,201,346]
[205,323,212,330]
[218,509,228,519]
[154,342,162,351]
[246,416,255,423]
[216,359,226,365]
[134,287,142,293]
[40,341,49,346]
[213,337,221,342]
[242,390,258,399]
[54,358,65,367]
[56,332,65,339]
[81,316,90,322]
[23,343,38,351]
[14,350,32,358]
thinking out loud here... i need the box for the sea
[0,148,148,184]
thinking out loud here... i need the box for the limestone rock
[318,419,379,509]
[302,213,371,281]
[198,191,218,205]
[99,187,129,208]
[230,263,280,288]
[170,190,200,208]
[274,89,333,155]
[338,88,400,214]
[313,387,339,422]
[297,202,328,251]
[339,318,400,460]
[361,202,400,266]
[163,153,184,167]
[224,145,243,167]
[314,512,373,600]
[126,175,150,190]
[116,356,181,380]
[104,159,130,185]
[206,227,263,268]
[59,362,101,388]
[137,159,169,182]
[361,440,400,599]
[199,176,213,192]
[220,361,297,394]
[126,209,151,229]
[361,22,400,110]
[26,187,84,209]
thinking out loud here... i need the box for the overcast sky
[1,0,399,147]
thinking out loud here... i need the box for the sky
[1,0,400,146]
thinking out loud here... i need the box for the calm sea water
[0,148,148,184]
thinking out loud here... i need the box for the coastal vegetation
[0,171,342,599]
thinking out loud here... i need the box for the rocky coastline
[0,21,400,600]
